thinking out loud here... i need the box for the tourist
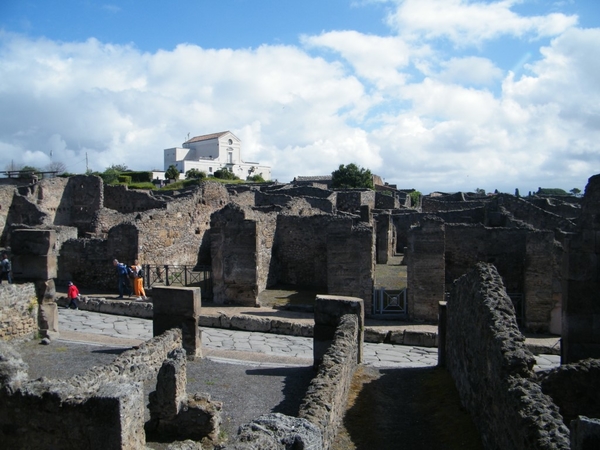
[113,259,132,299]
[66,281,80,309]
[0,252,12,284]
[131,259,147,300]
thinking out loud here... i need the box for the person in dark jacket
[113,259,132,299]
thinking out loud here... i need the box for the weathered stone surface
[445,263,570,450]
[153,286,202,359]
[0,283,38,340]
[227,413,322,450]
[38,302,59,340]
[538,358,600,425]
[571,416,600,450]
[364,327,388,343]
[300,313,359,449]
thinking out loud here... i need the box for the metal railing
[143,264,212,299]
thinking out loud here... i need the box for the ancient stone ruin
[1,169,600,448]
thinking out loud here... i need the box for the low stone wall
[0,328,182,449]
[445,263,570,450]
[0,283,38,340]
[299,313,360,449]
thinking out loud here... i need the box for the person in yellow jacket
[131,259,147,300]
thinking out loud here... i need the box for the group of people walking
[113,258,147,300]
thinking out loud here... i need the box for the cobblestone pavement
[57,309,560,370]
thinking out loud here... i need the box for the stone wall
[563,174,600,363]
[422,196,490,213]
[489,194,577,235]
[538,358,600,425]
[375,191,399,210]
[0,283,37,340]
[336,189,375,213]
[103,184,167,213]
[327,220,374,311]
[445,263,570,450]
[299,313,360,449]
[57,181,230,289]
[0,328,182,449]
[211,204,269,306]
[406,216,445,322]
[375,213,393,264]
[273,214,334,289]
[0,185,17,246]
[408,219,561,331]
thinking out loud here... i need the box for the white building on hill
[164,131,271,180]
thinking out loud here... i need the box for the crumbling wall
[0,185,17,246]
[422,196,489,213]
[299,313,360,449]
[489,194,577,235]
[375,191,399,209]
[103,184,167,213]
[0,283,37,340]
[446,263,570,450]
[538,358,600,426]
[0,328,182,449]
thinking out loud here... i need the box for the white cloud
[0,3,597,194]
[436,56,503,86]
[386,0,578,46]
[302,31,417,89]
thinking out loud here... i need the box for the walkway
[57,309,560,370]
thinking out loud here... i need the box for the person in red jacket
[67,281,80,310]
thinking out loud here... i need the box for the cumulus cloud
[386,0,578,46]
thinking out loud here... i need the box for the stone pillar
[438,301,447,367]
[11,229,59,341]
[376,213,393,264]
[313,294,364,367]
[524,230,557,333]
[406,216,445,322]
[152,286,202,359]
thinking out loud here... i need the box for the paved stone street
[57,309,560,370]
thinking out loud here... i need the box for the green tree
[185,168,206,180]
[409,190,421,206]
[214,168,239,180]
[331,163,373,189]
[100,166,123,184]
[570,188,581,196]
[475,188,486,196]
[165,165,180,181]
[247,174,266,183]
[515,188,520,198]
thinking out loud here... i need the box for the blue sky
[1,0,599,193]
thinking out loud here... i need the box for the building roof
[184,131,231,145]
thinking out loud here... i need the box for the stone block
[389,330,404,344]
[571,416,600,450]
[10,229,56,256]
[364,327,388,343]
[152,286,200,316]
[12,254,57,280]
[404,330,437,347]
[152,286,201,359]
